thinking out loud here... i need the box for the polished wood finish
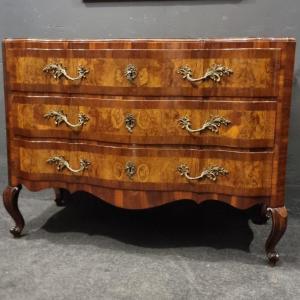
[5,47,280,97]
[13,139,273,196]
[265,207,288,265]
[11,95,276,148]
[13,180,269,211]
[271,41,296,208]
[2,185,24,237]
[2,38,296,265]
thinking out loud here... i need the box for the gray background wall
[0,0,299,191]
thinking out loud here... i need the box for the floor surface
[0,157,299,300]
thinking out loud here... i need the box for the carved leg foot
[265,206,287,265]
[54,188,71,207]
[2,185,24,237]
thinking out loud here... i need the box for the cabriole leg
[54,188,71,207]
[265,206,288,265]
[2,185,24,237]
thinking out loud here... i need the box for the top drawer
[4,47,281,97]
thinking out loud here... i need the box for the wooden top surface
[3,37,296,49]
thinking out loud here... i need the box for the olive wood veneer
[2,38,296,265]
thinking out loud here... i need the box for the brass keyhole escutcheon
[125,161,137,180]
[124,113,136,133]
[124,64,138,82]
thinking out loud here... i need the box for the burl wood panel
[11,95,276,148]
[2,38,296,210]
[5,48,280,97]
[2,39,296,264]
[13,139,273,197]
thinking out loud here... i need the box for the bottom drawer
[13,139,273,197]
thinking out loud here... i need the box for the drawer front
[14,140,273,197]
[12,95,276,148]
[5,48,280,97]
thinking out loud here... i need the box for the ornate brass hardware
[177,165,228,181]
[47,156,91,174]
[124,113,136,133]
[44,110,89,130]
[178,115,231,134]
[125,161,137,179]
[43,63,89,81]
[177,64,233,83]
[124,64,138,81]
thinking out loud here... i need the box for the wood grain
[2,38,296,263]
[2,38,296,209]
[270,41,296,208]
[5,47,280,97]
[3,38,294,49]
[11,139,273,197]
[12,180,269,210]
[2,38,295,263]
[265,207,288,265]
[2,185,24,237]
[11,95,276,148]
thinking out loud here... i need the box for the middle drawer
[11,95,276,149]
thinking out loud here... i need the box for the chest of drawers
[2,38,295,265]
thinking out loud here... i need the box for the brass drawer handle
[47,156,90,174]
[125,161,137,179]
[177,64,233,83]
[124,64,138,82]
[44,110,89,130]
[177,165,228,181]
[124,113,136,133]
[178,115,231,134]
[43,63,89,81]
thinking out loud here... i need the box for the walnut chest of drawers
[2,38,296,264]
